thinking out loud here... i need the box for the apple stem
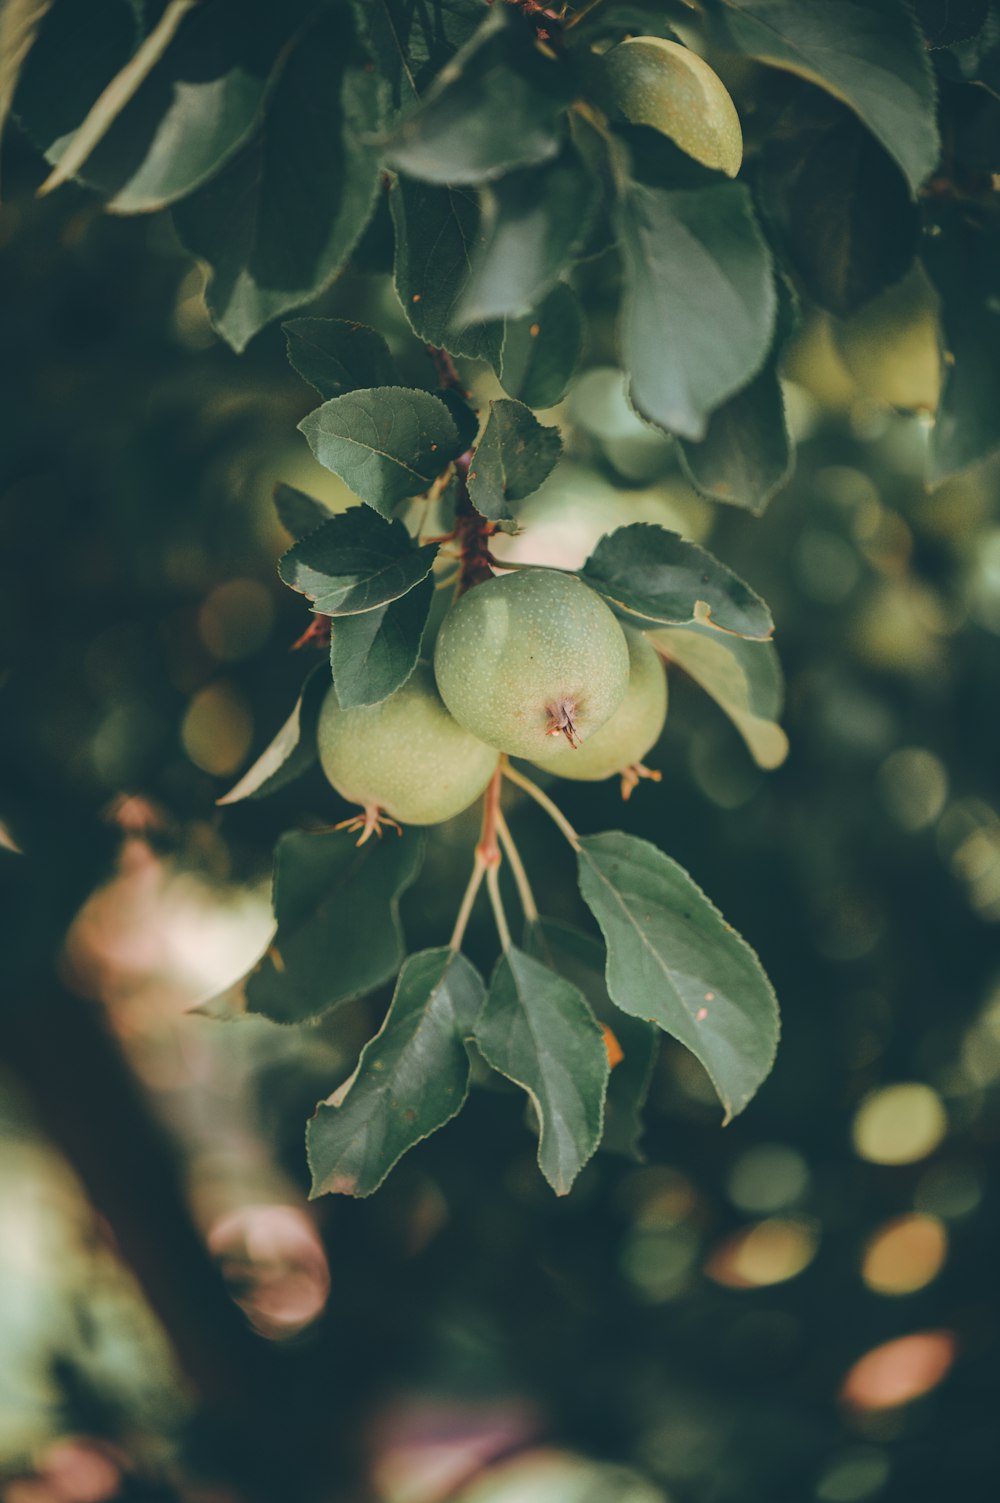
[501,760,581,852]
[496,808,539,924]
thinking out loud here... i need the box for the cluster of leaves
[6,0,979,1195]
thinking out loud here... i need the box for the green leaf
[172,8,384,352]
[273,483,331,541]
[580,524,774,639]
[713,0,939,194]
[577,832,779,1121]
[351,0,486,112]
[761,105,918,317]
[245,829,425,1025]
[923,204,1000,481]
[383,7,574,185]
[616,179,775,440]
[331,573,434,708]
[475,946,609,1194]
[526,918,657,1162]
[278,506,439,616]
[0,0,54,174]
[216,665,327,806]
[20,0,316,212]
[467,400,562,526]
[298,388,462,517]
[455,142,599,322]
[498,282,585,409]
[650,625,788,769]
[283,318,396,402]
[390,176,505,365]
[912,0,988,48]
[677,279,797,514]
[308,947,485,1197]
[12,0,135,163]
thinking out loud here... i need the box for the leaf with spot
[308,947,485,1197]
[474,946,609,1194]
[498,282,585,409]
[299,388,462,517]
[580,525,773,639]
[283,318,396,402]
[242,830,425,1025]
[467,400,561,527]
[216,665,328,806]
[330,573,434,708]
[577,832,780,1121]
[278,506,439,616]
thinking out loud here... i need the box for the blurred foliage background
[2,102,1000,1503]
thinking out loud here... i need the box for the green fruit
[531,626,667,782]
[604,36,743,179]
[317,663,498,827]
[433,569,630,761]
[835,265,941,413]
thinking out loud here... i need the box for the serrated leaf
[526,918,657,1162]
[580,525,773,639]
[216,665,327,806]
[650,625,788,769]
[467,400,561,526]
[713,0,939,194]
[455,142,599,322]
[16,0,315,211]
[577,832,779,1121]
[307,947,485,1197]
[923,203,1000,481]
[390,176,505,365]
[677,279,797,514]
[283,318,396,402]
[273,483,331,541]
[383,6,574,185]
[298,388,462,517]
[351,0,486,112]
[279,506,439,615]
[616,179,775,441]
[244,829,425,1025]
[331,573,433,708]
[172,8,384,351]
[912,0,988,47]
[498,282,585,409]
[475,946,609,1194]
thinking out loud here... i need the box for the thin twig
[496,809,539,923]
[486,863,512,951]
[501,761,581,851]
[450,853,487,951]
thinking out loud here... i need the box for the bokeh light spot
[726,1143,810,1214]
[704,1218,818,1289]
[877,747,948,832]
[181,681,253,776]
[861,1213,947,1295]
[852,1084,946,1165]
[198,578,274,661]
[815,1446,890,1501]
[840,1331,956,1411]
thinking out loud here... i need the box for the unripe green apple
[433,569,630,761]
[603,36,743,179]
[317,663,498,827]
[530,626,667,782]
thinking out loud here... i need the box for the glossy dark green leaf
[455,143,599,322]
[12,0,134,162]
[390,176,505,366]
[172,9,384,351]
[616,180,775,441]
[912,0,988,47]
[331,573,433,708]
[283,318,396,402]
[216,665,327,806]
[580,525,774,639]
[713,0,939,194]
[245,829,425,1024]
[677,280,797,513]
[923,205,1000,481]
[298,389,462,517]
[475,946,609,1194]
[467,400,561,526]
[383,7,574,185]
[273,483,332,541]
[351,0,486,112]
[279,506,439,616]
[307,947,485,1197]
[526,918,657,1162]
[650,625,788,769]
[499,282,585,409]
[577,832,780,1121]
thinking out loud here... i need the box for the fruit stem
[495,809,539,924]
[486,864,512,951]
[501,761,581,852]
[449,853,487,952]
[450,766,504,951]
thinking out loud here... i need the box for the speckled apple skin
[531,626,667,781]
[433,569,630,760]
[317,663,499,825]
